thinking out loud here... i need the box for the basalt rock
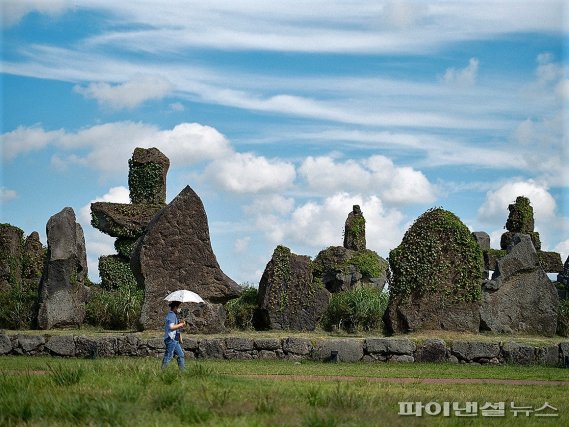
[37,208,90,329]
[384,208,483,334]
[22,232,45,290]
[128,147,170,205]
[132,185,241,330]
[313,246,387,293]
[254,245,330,331]
[480,234,558,336]
[91,202,163,239]
[0,224,23,292]
[344,205,366,251]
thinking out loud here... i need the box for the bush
[85,282,143,330]
[321,286,388,333]
[558,299,569,337]
[0,283,37,329]
[225,286,258,330]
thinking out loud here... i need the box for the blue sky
[1,0,568,285]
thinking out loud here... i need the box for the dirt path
[238,374,569,386]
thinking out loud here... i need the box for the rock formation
[480,234,558,336]
[90,147,168,291]
[314,206,387,293]
[489,196,563,274]
[384,208,483,334]
[132,185,241,330]
[344,205,366,251]
[37,207,90,329]
[0,224,24,292]
[254,245,330,330]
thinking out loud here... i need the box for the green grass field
[1,356,568,426]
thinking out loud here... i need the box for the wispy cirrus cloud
[74,75,173,110]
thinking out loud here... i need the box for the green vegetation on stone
[114,237,138,259]
[128,160,165,205]
[98,255,139,291]
[388,208,484,303]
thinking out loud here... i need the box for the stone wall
[0,333,566,367]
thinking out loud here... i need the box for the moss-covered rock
[255,245,330,330]
[128,147,170,205]
[0,223,24,291]
[505,196,535,233]
[91,202,163,238]
[99,255,139,291]
[385,208,484,334]
[313,246,387,293]
[343,205,366,251]
[114,237,138,259]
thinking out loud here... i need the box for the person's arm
[169,319,186,331]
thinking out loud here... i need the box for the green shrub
[224,285,258,330]
[558,299,569,337]
[0,283,37,329]
[85,282,143,330]
[321,286,388,333]
[98,255,138,291]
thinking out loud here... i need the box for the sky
[1,0,568,286]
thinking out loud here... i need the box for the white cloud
[0,187,17,202]
[514,118,534,145]
[233,237,251,254]
[205,152,296,193]
[259,192,405,256]
[555,240,569,265]
[442,58,479,87]
[299,155,436,205]
[74,75,173,109]
[1,0,72,27]
[2,126,64,160]
[478,180,557,224]
[2,122,232,174]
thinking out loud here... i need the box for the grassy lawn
[1,356,568,426]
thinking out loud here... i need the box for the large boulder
[558,256,569,288]
[384,208,483,334]
[37,208,90,329]
[132,185,241,330]
[480,234,558,336]
[313,246,387,293]
[0,224,23,291]
[22,232,45,291]
[255,245,331,330]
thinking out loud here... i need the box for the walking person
[162,300,186,371]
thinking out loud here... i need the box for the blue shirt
[164,311,179,340]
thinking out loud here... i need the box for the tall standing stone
[132,185,241,330]
[500,196,540,250]
[22,232,45,292]
[254,245,330,330]
[37,208,89,329]
[344,205,366,251]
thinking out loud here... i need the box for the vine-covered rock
[38,207,90,329]
[132,185,241,330]
[255,245,331,330]
[128,147,170,205]
[385,208,484,334]
[480,234,558,336]
[114,237,138,259]
[0,223,24,292]
[500,196,540,250]
[343,205,366,251]
[91,202,163,238]
[313,246,387,293]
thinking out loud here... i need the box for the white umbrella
[164,290,205,304]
